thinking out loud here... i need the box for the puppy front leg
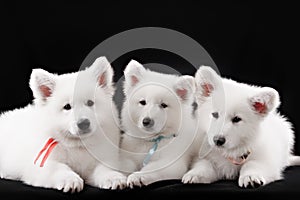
[127,158,188,188]
[182,158,218,184]
[239,160,281,188]
[23,161,83,193]
[88,164,127,190]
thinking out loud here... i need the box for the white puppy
[120,60,199,187]
[183,66,300,188]
[0,57,127,192]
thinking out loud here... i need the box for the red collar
[34,138,58,167]
[226,150,251,165]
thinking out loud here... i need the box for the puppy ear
[29,69,56,102]
[195,66,221,97]
[174,75,195,101]
[248,87,280,116]
[88,56,114,88]
[123,60,146,94]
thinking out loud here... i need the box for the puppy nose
[77,118,90,131]
[142,117,154,128]
[213,136,226,146]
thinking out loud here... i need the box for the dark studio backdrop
[1,1,300,199]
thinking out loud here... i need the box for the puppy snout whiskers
[213,135,226,146]
[142,117,154,128]
[77,118,90,131]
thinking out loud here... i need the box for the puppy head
[123,60,195,137]
[213,86,280,150]
[195,66,280,150]
[30,56,116,139]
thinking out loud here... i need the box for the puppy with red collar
[0,57,126,192]
[183,66,300,188]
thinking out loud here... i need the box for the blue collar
[142,134,176,167]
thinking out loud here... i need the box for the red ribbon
[34,138,58,167]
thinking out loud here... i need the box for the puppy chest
[53,147,96,178]
[210,155,240,180]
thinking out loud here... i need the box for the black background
[2,1,300,199]
[2,2,300,154]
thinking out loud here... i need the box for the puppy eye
[139,100,146,106]
[232,116,242,123]
[160,103,168,108]
[63,103,72,110]
[212,112,219,119]
[87,100,94,107]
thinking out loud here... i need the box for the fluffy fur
[120,60,200,187]
[182,66,300,188]
[0,57,127,192]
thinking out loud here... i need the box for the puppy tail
[288,155,300,166]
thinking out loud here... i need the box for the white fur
[183,66,300,188]
[0,57,127,192]
[120,60,200,187]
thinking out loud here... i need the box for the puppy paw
[96,171,127,190]
[238,174,266,188]
[182,171,214,184]
[127,173,154,188]
[55,172,84,193]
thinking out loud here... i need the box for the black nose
[142,117,154,128]
[77,118,90,131]
[213,136,226,146]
